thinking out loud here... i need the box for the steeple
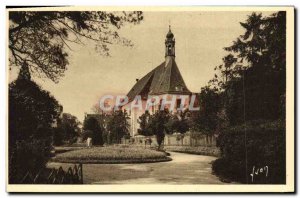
[165,26,175,58]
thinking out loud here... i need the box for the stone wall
[123,132,217,147]
[164,132,216,147]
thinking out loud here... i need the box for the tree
[9,11,143,82]
[107,110,130,144]
[83,116,103,145]
[192,86,221,136]
[210,11,287,184]
[53,113,81,146]
[9,65,62,145]
[9,65,62,183]
[147,108,170,149]
[165,110,190,134]
[223,11,286,124]
[206,12,286,125]
[137,110,152,136]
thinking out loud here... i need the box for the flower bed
[52,146,171,164]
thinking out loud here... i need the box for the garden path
[48,152,225,184]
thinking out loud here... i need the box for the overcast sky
[10,11,273,122]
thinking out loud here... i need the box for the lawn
[52,145,171,164]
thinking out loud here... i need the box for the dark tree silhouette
[165,110,190,134]
[210,11,286,184]
[9,65,62,183]
[53,113,81,146]
[137,110,152,136]
[107,110,130,144]
[83,116,103,145]
[191,86,221,136]
[147,109,170,149]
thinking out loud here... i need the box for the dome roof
[166,30,174,39]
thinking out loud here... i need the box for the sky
[9,11,274,122]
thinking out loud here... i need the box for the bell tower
[165,26,175,57]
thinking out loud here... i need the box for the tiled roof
[127,57,191,101]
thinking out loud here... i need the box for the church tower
[165,26,175,57]
[125,26,193,136]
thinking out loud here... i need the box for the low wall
[124,132,217,147]
[164,132,217,147]
[164,145,220,157]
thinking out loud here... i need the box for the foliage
[107,110,130,144]
[53,113,81,146]
[203,11,286,184]
[9,66,62,183]
[146,109,170,149]
[9,66,62,145]
[9,11,143,82]
[212,120,285,184]
[83,116,103,145]
[138,109,191,148]
[137,110,152,136]
[54,146,169,163]
[208,12,286,124]
[165,109,191,134]
[191,87,222,135]
[9,137,53,183]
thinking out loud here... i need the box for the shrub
[9,138,52,184]
[212,120,285,184]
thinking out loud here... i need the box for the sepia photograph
[6,6,294,193]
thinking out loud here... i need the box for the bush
[212,120,285,184]
[9,138,52,183]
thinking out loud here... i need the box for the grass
[164,146,220,157]
[52,145,171,164]
[54,146,84,154]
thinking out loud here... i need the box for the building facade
[123,27,197,137]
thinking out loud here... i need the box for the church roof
[127,57,191,101]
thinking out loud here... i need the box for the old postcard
[6,6,294,193]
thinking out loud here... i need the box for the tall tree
[107,110,130,144]
[137,110,152,136]
[192,86,221,136]
[211,11,287,184]
[83,116,103,145]
[9,65,62,145]
[53,113,81,145]
[9,11,143,82]
[147,108,170,149]
[9,65,62,183]
[208,12,286,125]
[225,12,286,123]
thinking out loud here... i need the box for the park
[8,10,286,185]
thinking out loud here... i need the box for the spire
[165,26,175,57]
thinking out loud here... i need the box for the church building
[123,27,197,137]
